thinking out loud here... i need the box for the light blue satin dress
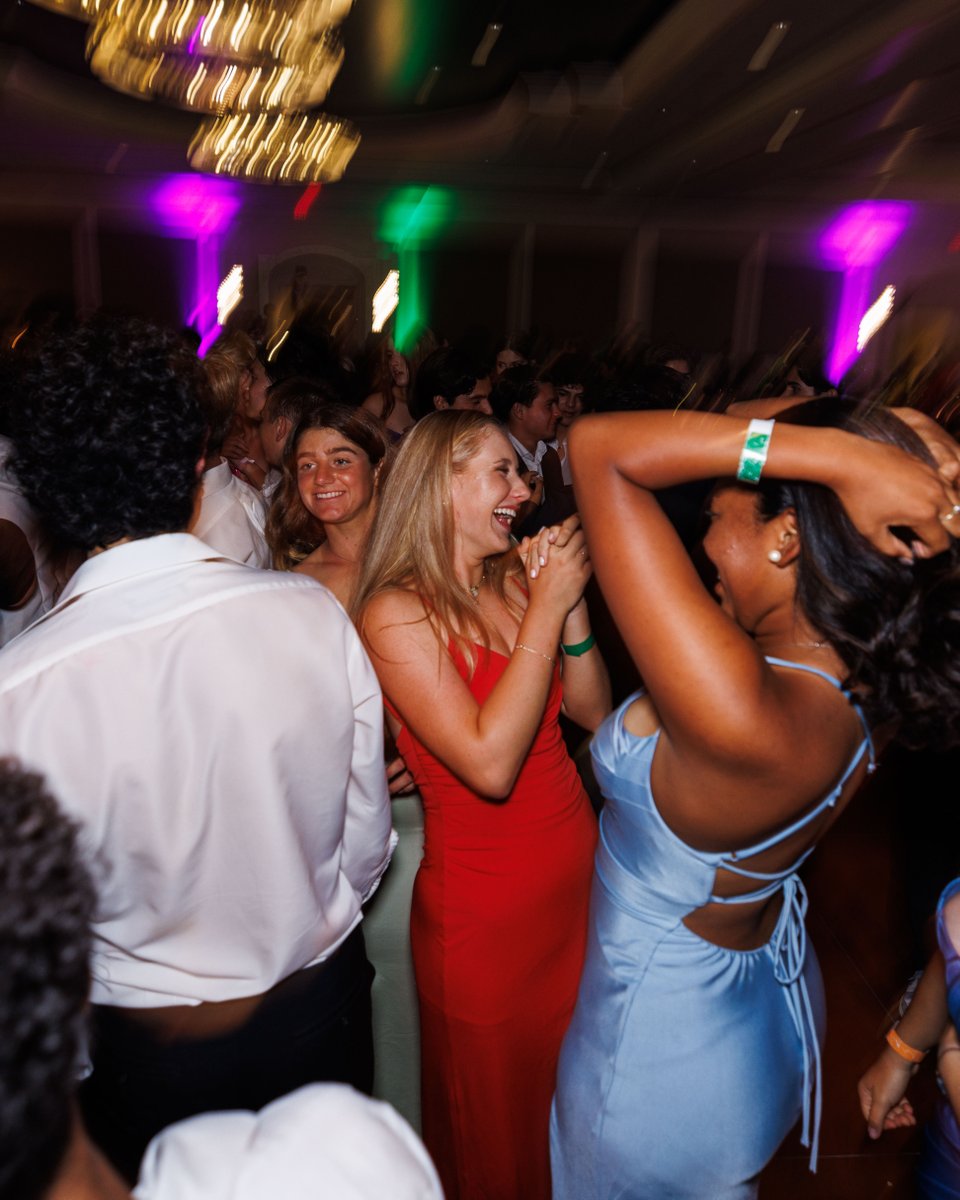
[550,658,874,1199]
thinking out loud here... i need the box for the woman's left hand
[892,408,960,488]
[517,514,586,579]
[835,436,960,559]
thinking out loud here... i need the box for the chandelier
[189,110,359,182]
[26,0,360,183]
[87,19,344,112]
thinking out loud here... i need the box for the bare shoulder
[360,589,436,657]
[363,587,428,627]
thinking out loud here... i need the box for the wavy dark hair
[488,364,543,425]
[753,398,960,750]
[410,347,484,422]
[0,759,96,1200]
[10,316,207,551]
[266,399,392,570]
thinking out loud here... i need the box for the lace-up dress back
[550,657,874,1200]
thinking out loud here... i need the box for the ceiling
[2,0,960,208]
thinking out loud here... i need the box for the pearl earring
[768,549,782,563]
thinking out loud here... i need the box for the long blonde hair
[352,411,523,675]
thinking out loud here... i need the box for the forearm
[569,410,853,494]
[897,949,949,1053]
[559,600,611,731]
[466,601,567,793]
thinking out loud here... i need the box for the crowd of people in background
[2,295,960,1199]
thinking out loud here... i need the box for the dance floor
[759,749,948,1198]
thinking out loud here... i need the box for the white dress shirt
[133,1085,443,1200]
[192,461,271,568]
[506,430,549,477]
[0,534,393,1007]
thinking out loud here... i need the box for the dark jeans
[79,926,374,1182]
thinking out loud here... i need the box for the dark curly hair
[755,398,960,750]
[266,398,392,570]
[10,316,207,551]
[0,759,96,1200]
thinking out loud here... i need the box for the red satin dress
[391,643,597,1200]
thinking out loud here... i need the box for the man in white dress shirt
[0,318,393,1181]
[0,759,437,1200]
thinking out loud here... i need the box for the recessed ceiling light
[581,149,608,190]
[765,106,804,153]
[415,65,442,105]
[748,21,790,71]
[472,23,502,68]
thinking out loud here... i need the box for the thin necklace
[468,573,486,601]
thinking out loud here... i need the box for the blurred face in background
[556,384,584,429]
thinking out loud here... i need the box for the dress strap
[763,654,843,688]
[718,657,876,864]
[764,655,876,769]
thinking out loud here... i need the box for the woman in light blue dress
[550,399,960,1199]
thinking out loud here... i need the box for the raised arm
[568,410,957,769]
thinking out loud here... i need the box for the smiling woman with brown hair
[266,400,391,608]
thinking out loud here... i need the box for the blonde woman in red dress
[353,411,609,1199]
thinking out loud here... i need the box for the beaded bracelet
[515,642,555,666]
[561,633,596,657]
[736,418,775,484]
[886,1026,927,1064]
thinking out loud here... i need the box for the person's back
[0,544,388,1006]
[0,317,393,1181]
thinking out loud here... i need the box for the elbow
[565,702,609,735]
[462,762,519,801]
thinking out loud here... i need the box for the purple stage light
[819,201,911,269]
[151,174,240,239]
[820,202,912,382]
[150,175,242,354]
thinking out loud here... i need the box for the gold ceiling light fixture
[188,109,360,182]
[24,0,104,20]
[87,17,344,112]
[26,0,361,184]
[102,0,353,61]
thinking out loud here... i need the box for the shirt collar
[56,533,227,606]
[506,430,547,473]
[201,459,233,497]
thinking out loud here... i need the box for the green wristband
[736,418,775,484]
[561,632,596,657]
